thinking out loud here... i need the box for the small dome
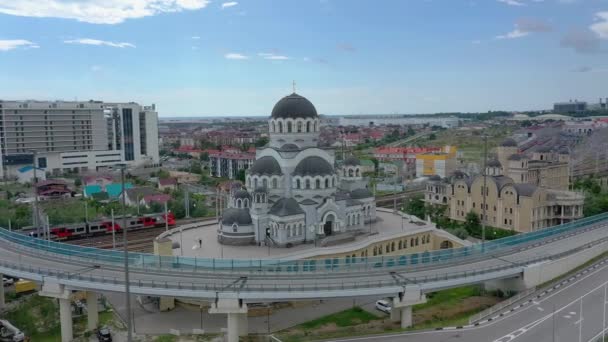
[233,189,250,200]
[429,175,441,181]
[508,154,524,161]
[221,208,252,225]
[269,198,304,217]
[451,170,466,179]
[343,156,361,166]
[280,144,299,151]
[271,93,318,119]
[536,146,552,153]
[350,188,373,199]
[501,138,518,147]
[294,156,334,176]
[249,156,282,175]
[487,159,502,168]
[558,147,570,155]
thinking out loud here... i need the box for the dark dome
[343,156,361,166]
[271,93,318,119]
[233,189,250,200]
[429,175,441,181]
[269,198,304,217]
[501,138,518,147]
[294,156,334,176]
[350,188,373,199]
[508,154,524,161]
[558,147,570,155]
[487,159,502,167]
[221,208,252,225]
[280,144,299,151]
[249,156,282,175]
[536,146,552,153]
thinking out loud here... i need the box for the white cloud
[90,65,102,72]
[221,2,238,9]
[225,53,248,60]
[258,52,289,60]
[0,0,210,24]
[496,29,529,39]
[191,36,201,39]
[0,39,38,51]
[64,38,135,48]
[590,12,608,39]
[496,18,551,39]
[497,0,525,6]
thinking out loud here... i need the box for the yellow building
[415,146,457,178]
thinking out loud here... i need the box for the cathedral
[218,93,377,247]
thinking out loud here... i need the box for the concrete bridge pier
[391,288,427,328]
[86,292,99,331]
[209,298,248,342]
[40,283,73,342]
[0,274,5,310]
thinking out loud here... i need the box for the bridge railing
[1,234,607,295]
[1,212,607,275]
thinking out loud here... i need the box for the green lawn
[414,285,483,310]
[300,307,378,329]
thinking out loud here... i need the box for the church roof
[271,93,318,119]
[280,144,299,151]
[221,208,252,225]
[294,156,334,176]
[233,189,250,200]
[249,156,282,175]
[513,183,538,197]
[501,138,518,147]
[268,198,305,217]
[350,188,374,199]
[487,159,502,167]
[343,156,361,166]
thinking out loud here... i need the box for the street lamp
[119,164,133,342]
[28,150,40,238]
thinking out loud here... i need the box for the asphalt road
[325,257,608,342]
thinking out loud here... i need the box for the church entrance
[323,213,335,236]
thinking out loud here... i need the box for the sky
[1,0,608,117]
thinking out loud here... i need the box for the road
[326,257,608,342]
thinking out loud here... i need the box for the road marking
[569,311,576,315]
[564,315,571,319]
[536,307,544,312]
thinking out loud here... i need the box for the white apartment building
[0,100,159,178]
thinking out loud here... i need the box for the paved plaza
[166,209,438,260]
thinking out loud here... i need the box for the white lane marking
[569,311,576,315]
[564,315,571,319]
[537,307,544,312]
[574,318,582,325]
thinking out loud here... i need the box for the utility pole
[482,135,488,251]
[120,165,133,342]
[30,150,39,238]
[164,201,169,232]
[111,209,116,249]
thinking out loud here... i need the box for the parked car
[96,327,112,342]
[375,299,392,314]
[2,278,14,287]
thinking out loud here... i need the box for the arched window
[314,121,317,131]
[349,169,354,177]
[385,245,390,253]
[287,121,292,133]
[325,178,330,188]
[263,178,268,188]
[316,179,321,189]
[271,121,276,132]
[355,169,360,176]
[254,178,258,188]
[305,179,311,189]
[306,121,311,132]
[398,240,402,249]
[296,179,301,189]
[373,247,377,256]
[272,178,278,188]
[278,121,283,133]
[391,242,395,252]
[297,122,302,132]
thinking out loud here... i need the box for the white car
[375,299,392,314]
[2,277,14,286]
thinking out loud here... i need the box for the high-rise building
[0,100,159,178]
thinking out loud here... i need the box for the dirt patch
[414,296,500,324]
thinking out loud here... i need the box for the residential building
[554,101,587,114]
[374,146,443,179]
[209,150,255,179]
[424,165,584,233]
[0,100,159,179]
[35,179,71,200]
[334,114,460,128]
[158,178,178,191]
[415,146,458,178]
[169,171,200,184]
[120,187,170,207]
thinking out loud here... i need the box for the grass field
[300,307,379,329]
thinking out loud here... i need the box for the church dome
[343,156,361,166]
[294,156,334,176]
[269,198,304,217]
[221,208,252,225]
[501,138,518,147]
[271,93,318,119]
[350,188,373,199]
[249,156,282,175]
[280,144,299,151]
[487,159,502,168]
[233,189,251,200]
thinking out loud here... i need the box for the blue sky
[1,0,608,117]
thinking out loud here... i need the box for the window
[316,179,320,188]
[325,178,329,188]
[287,121,292,133]
[305,179,310,189]
[272,178,278,188]
[296,179,301,189]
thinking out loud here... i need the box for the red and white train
[26,212,176,241]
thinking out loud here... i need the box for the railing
[1,235,607,296]
[468,286,537,324]
[1,212,607,275]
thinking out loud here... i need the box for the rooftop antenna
[292,80,296,94]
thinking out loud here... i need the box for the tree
[404,195,426,219]
[236,169,246,183]
[428,133,437,140]
[74,178,82,187]
[463,211,481,236]
[255,137,269,147]
[200,152,209,162]
[157,169,170,179]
